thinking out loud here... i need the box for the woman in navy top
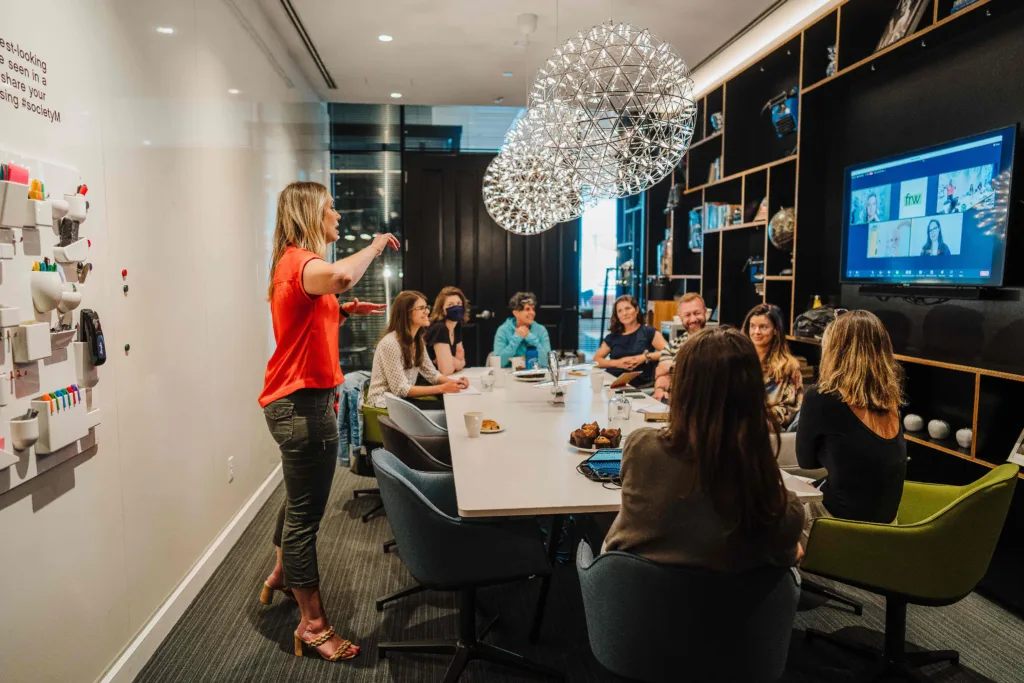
[594,295,668,386]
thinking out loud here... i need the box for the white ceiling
[263,0,779,106]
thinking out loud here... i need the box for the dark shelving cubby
[722,36,800,176]
[720,225,765,326]
[901,363,975,457]
[701,231,721,316]
[686,135,725,190]
[838,0,936,70]
[802,10,839,88]
[743,170,768,223]
[693,98,706,143]
[704,86,724,139]
[976,375,1024,466]
[765,280,793,334]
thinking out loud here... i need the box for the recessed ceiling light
[494,97,505,104]
[142,140,152,146]
[390,92,402,99]
[227,88,241,95]
[502,71,514,77]
[156,26,175,35]
[378,34,393,42]
[360,234,372,240]
[344,234,356,241]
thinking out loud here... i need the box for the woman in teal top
[493,291,551,368]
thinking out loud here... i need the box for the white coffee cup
[589,371,604,393]
[464,411,483,438]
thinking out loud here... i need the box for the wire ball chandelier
[484,20,697,235]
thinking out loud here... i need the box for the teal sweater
[493,318,551,368]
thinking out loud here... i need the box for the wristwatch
[339,303,350,319]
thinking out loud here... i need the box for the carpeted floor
[136,466,1024,683]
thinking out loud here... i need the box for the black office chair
[375,415,452,611]
[372,449,562,683]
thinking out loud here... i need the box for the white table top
[445,369,822,517]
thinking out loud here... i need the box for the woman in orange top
[257,181,398,662]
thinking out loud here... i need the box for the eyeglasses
[835,308,849,316]
[413,305,430,312]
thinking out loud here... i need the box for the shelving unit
[647,0,1024,502]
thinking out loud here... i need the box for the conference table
[443,366,822,641]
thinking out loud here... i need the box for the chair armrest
[896,481,961,525]
[401,469,460,517]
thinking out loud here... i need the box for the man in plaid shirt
[652,293,708,402]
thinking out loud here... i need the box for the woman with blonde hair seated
[796,310,906,524]
[742,303,803,429]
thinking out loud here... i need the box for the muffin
[573,429,596,449]
[594,436,612,449]
[600,428,622,448]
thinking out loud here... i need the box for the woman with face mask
[425,286,470,375]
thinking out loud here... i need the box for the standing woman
[365,290,469,408]
[742,303,803,429]
[258,181,398,661]
[594,295,667,387]
[425,286,469,375]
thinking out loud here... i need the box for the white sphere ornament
[928,420,951,440]
[528,22,698,199]
[956,428,973,449]
[903,414,924,432]
[482,150,582,236]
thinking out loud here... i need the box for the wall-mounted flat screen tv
[840,125,1016,287]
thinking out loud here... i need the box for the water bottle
[525,345,539,370]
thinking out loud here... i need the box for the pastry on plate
[600,428,621,448]
[482,419,500,431]
[572,429,596,449]
[594,436,612,449]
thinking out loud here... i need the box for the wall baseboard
[97,464,283,683]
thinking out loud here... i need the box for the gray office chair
[384,392,447,434]
[773,432,828,480]
[576,541,799,683]
[372,449,562,683]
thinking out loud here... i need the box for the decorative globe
[768,207,795,251]
[528,21,697,199]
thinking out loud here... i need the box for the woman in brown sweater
[604,326,805,571]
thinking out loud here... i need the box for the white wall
[0,1,328,682]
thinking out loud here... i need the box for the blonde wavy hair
[817,310,904,412]
[267,181,331,299]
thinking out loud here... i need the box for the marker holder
[27,199,51,228]
[32,396,88,454]
[30,270,63,313]
[0,305,21,327]
[73,341,99,388]
[0,181,29,229]
[10,414,39,451]
[50,328,77,352]
[13,322,50,363]
[53,237,88,264]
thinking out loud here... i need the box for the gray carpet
[136,466,1024,683]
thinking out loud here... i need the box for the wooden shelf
[764,275,793,281]
[803,0,998,95]
[686,155,798,194]
[905,434,979,462]
[668,274,701,280]
[688,130,723,151]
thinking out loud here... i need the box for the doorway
[578,198,618,360]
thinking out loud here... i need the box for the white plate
[481,426,505,434]
[513,373,548,383]
[568,440,597,454]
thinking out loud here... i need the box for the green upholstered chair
[352,399,389,522]
[801,463,1019,682]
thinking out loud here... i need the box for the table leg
[529,513,564,644]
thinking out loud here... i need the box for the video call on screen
[842,131,1010,284]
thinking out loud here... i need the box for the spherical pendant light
[528,21,698,198]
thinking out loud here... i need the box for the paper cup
[589,372,604,393]
[464,411,483,438]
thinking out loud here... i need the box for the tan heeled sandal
[293,626,359,661]
[259,582,295,605]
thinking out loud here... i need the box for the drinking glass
[608,394,632,425]
[482,373,495,392]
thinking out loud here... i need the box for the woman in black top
[593,295,667,387]
[424,286,469,375]
[796,310,906,524]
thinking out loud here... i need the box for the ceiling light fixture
[344,234,356,241]
[503,71,514,77]
[359,234,372,240]
[378,34,393,42]
[494,97,505,105]
[390,92,402,99]
[156,26,175,35]
[227,89,241,95]
[142,140,152,146]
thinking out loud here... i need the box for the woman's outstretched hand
[343,298,387,315]
[372,233,401,255]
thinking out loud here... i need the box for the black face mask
[445,305,465,322]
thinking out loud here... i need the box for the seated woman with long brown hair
[742,303,803,429]
[796,310,906,524]
[366,290,468,409]
[603,326,805,571]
